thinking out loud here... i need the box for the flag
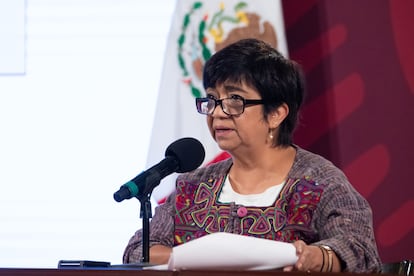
[148,0,288,203]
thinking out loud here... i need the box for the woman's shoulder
[291,145,348,184]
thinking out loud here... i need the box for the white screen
[0,0,174,268]
[0,0,25,74]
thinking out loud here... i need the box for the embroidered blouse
[174,175,323,245]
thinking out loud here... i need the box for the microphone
[113,137,205,202]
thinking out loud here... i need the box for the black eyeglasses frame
[195,97,264,116]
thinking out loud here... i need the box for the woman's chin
[216,141,235,152]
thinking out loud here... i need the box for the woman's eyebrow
[205,88,218,94]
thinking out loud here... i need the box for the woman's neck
[228,145,296,194]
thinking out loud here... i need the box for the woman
[123,38,382,272]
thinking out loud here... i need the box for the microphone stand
[136,175,161,264]
[138,194,152,263]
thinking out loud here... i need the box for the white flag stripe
[148,0,288,202]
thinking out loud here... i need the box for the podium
[1,268,172,276]
[0,268,388,276]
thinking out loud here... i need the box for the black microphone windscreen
[165,137,205,173]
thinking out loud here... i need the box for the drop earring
[269,129,274,140]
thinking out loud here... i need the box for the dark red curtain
[283,0,414,263]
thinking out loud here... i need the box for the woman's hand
[283,240,341,272]
[149,244,172,265]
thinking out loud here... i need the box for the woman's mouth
[214,127,233,137]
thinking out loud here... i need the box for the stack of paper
[167,232,298,270]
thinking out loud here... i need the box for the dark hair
[203,38,305,146]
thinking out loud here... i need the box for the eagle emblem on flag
[177,1,279,98]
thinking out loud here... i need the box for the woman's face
[206,81,271,155]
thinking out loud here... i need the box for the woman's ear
[268,103,289,128]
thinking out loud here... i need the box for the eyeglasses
[195,95,264,116]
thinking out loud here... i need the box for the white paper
[167,232,298,271]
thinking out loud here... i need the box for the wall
[283,0,414,262]
[0,0,174,267]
